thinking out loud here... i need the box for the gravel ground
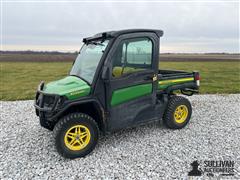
[0,94,240,179]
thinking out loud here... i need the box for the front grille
[36,92,56,109]
[43,95,56,108]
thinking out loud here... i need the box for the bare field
[0,53,76,62]
[0,53,239,62]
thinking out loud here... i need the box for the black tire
[163,96,192,129]
[53,113,99,159]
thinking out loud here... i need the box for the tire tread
[53,113,99,158]
[163,96,192,129]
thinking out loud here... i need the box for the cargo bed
[157,69,200,95]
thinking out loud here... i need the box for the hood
[43,76,91,100]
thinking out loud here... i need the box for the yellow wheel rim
[174,105,188,124]
[64,125,91,151]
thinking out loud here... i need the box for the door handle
[152,74,158,82]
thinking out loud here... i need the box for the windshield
[70,40,109,84]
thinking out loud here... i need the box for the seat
[112,66,144,77]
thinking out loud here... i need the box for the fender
[51,97,107,133]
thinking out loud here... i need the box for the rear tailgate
[157,70,200,94]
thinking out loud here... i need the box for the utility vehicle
[34,29,200,159]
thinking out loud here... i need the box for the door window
[112,37,153,78]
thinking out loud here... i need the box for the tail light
[194,71,200,86]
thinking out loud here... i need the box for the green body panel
[42,75,193,103]
[111,83,152,106]
[158,77,194,90]
[43,76,91,100]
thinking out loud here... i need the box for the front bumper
[34,82,62,130]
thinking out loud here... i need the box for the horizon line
[1,50,239,54]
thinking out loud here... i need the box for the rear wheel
[163,96,192,129]
[53,113,99,159]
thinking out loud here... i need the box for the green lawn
[0,61,239,100]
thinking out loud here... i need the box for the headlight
[56,96,67,109]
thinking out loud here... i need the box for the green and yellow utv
[34,29,200,158]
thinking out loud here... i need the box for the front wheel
[53,113,99,159]
[163,96,192,129]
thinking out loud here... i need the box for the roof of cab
[83,29,163,43]
[103,29,164,37]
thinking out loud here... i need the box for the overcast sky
[1,1,239,53]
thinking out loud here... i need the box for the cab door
[105,33,159,131]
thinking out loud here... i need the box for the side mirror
[101,66,110,80]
